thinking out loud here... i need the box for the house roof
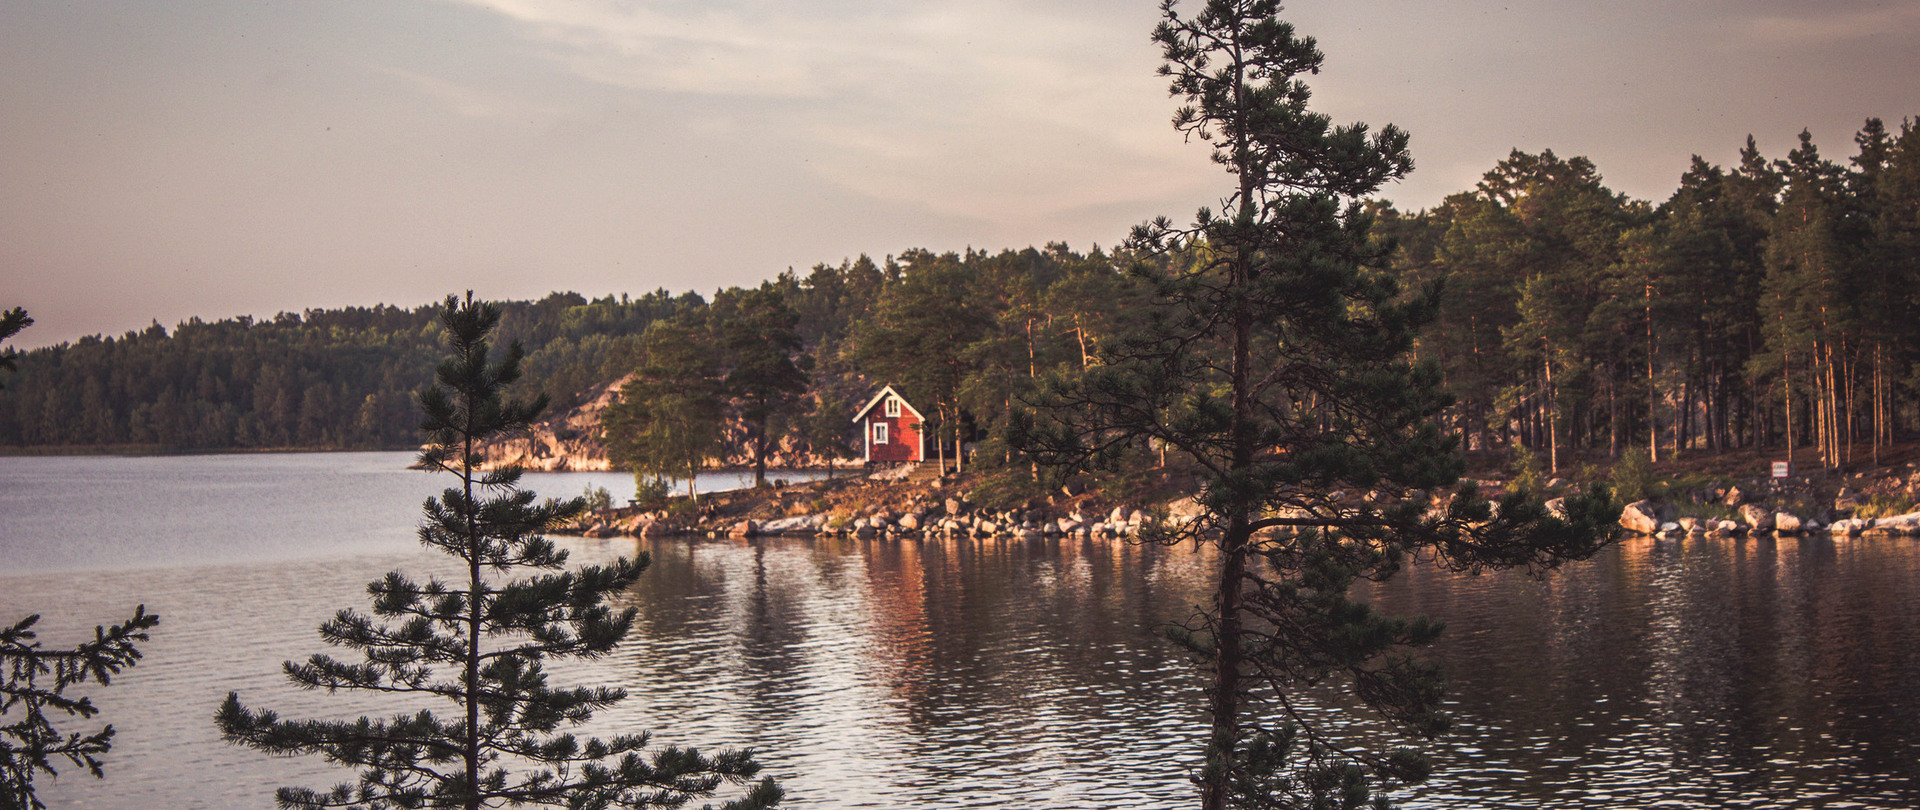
[852,384,926,424]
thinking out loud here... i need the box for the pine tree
[217,293,780,810]
[710,285,811,488]
[2,309,160,810]
[1,607,159,810]
[603,315,729,504]
[1017,3,1617,808]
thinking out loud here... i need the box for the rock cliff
[474,374,630,471]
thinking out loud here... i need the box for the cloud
[441,0,1210,233]
[1741,2,1920,45]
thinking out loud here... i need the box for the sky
[4,0,1918,349]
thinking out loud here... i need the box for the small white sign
[1771,461,1790,479]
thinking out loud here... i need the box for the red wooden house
[853,385,926,464]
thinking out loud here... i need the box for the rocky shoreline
[552,459,1920,544]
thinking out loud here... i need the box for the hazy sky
[4,0,1917,348]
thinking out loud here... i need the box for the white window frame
[872,422,889,445]
[884,397,901,417]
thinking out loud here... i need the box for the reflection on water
[2,454,1919,808]
[1364,536,1920,809]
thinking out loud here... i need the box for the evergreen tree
[217,294,779,810]
[0,309,30,386]
[711,286,811,488]
[1017,3,1617,808]
[1,309,160,810]
[602,316,729,504]
[1,607,159,810]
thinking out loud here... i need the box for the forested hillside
[6,117,1919,473]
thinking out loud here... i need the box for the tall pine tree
[1018,3,1617,807]
[218,294,780,810]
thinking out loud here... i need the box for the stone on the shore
[760,516,813,535]
[729,520,757,537]
[1829,518,1870,536]
[1724,486,1749,507]
[1773,512,1803,534]
[1739,504,1775,531]
[1874,512,1920,534]
[898,513,920,531]
[1545,498,1568,520]
[1620,500,1662,534]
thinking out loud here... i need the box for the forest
[4,118,1919,477]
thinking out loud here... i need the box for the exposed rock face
[474,374,631,471]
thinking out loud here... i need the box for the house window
[884,397,901,417]
[873,422,889,445]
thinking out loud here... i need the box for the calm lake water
[2,452,1917,808]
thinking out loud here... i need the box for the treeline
[8,118,1920,471]
[0,291,692,449]
[1382,117,1920,471]
[600,246,1143,487]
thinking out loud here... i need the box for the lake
[1,452,1917,808]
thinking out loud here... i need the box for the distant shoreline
[0,445,859,477]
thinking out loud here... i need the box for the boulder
[729,520,758,537]
[945,497,968,517]
[1724,485,1750,507]
[1659,522,1682,535]
[1833,488,1862,512]
[1165,497,1205,524]
[897,513,921,531]
[1828,518,1870,536]
[1544,497,1568,520]
[760,516,814,535]
[1110,506,1130,524]
[1619,500,1662,534]
[1739,504,1774,532]
[1873,512,1920,534]
[1678,517,1702,533]
[1772,512,1803,534]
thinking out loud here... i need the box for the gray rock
[1545,497,1568,520]
[1619,500,1662,534]
[897,513,920,531]
[1834,488,1862,512]
[1773,512,1803,534]
[1739,504,1774,531]
[1828,518,1870,536]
